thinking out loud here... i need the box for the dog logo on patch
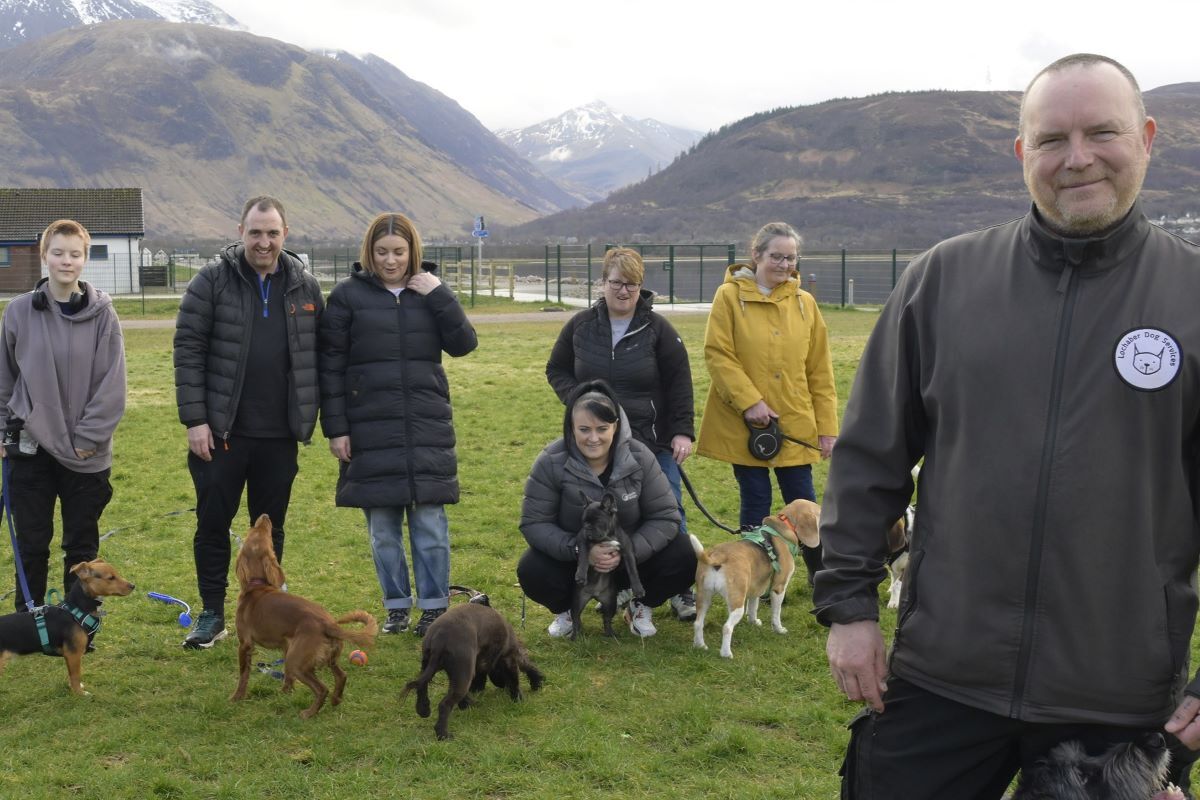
[1113,327,1182,391]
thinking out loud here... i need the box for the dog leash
[677,464,742,536]
[2,459,38,612]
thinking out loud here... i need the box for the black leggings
[516,530,697,614]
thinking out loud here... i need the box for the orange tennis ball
[348,649,368,666]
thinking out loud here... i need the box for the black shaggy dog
[401,603,544,740]
[1011,733,1181,800]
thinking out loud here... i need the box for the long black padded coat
[318,263,477,508]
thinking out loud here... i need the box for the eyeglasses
[767,253,798,265]
[605,280,641,292]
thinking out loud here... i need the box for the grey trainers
[624,600,657,637]
[382,608,410,634]
[670,590,697,621]
[547,610,573,637]
[414,607,446,637]
[182,609,227,649]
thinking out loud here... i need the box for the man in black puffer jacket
[173,196,323,650]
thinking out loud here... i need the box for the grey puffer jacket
[520,403,680,564]
[814,204,1200,727]
[173,243,323,442]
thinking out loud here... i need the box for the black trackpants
[7,449,112,611]
[840,676,1197,799]
[187,435,297,612]
[516,530,697,613]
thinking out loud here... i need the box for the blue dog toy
[147,592,193,627]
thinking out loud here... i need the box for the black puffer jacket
[318,263,477,508]
[174,244,323,441]
[545,291,693,453]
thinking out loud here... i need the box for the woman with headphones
[0,219,126,611]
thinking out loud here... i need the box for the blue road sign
[471,230,489,238]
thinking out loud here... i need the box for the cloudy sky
[216,0,1200,134]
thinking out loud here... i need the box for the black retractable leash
[678,464,742,536]
[746,419,820,460]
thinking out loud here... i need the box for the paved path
[119,300,711,329]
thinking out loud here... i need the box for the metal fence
[76,244,928,311]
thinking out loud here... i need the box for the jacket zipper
[1010,261,1079,717]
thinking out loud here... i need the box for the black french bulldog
[572,491,644,639]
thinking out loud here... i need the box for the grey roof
[0,188,145,240]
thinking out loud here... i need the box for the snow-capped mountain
[497,101,703,203]
[0,0,240,49]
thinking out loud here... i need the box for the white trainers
[547,610,573,637]
[624,600,657,637]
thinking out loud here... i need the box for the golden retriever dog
[690,499,820,658]
[230,514,377,718]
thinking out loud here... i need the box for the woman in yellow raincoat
[696,221,838,582]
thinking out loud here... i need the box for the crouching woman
[517,380,695,638]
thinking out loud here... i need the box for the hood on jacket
[724,262,800,285]
[561,378,633,464]
[31,279,113,323]
[350,259,439,278]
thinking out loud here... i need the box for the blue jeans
[654,450,688,535]
[363,505,450,610]
[732,463,821,580]
[731,463,815,527]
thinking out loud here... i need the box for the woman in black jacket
[545,247,697,620]
[319,213,477,637]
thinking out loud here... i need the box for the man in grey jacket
[173,196,323,649]
[814,54,1200,797]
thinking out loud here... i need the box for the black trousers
[516,530,697,613]
[841,676,1197,799]
[6,449,113,611]
[187,435,297,612]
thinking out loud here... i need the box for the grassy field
[0,306,1169,800]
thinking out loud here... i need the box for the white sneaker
[624,600,657,637]
[547,610,573,637]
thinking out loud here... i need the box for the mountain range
[0,0,240,49]
[0,20,573,238]
[497,101,702,204]
[508,86,1200,249]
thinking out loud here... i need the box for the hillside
[508,87,1200,249]
[0,20,564,239]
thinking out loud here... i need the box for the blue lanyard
[257,273,271,318]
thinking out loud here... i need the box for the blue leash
[2,458,37,612]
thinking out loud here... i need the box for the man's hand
[670,434,692,465]
[827,620,889,712]
[187,423,215,462]
[1165,694,1200,749]
[819,435,838,460]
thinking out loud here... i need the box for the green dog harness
[738,524,801,573]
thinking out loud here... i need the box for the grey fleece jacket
[814,204,1200,727]
[0,281,126,473]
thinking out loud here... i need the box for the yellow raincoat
[696,264,838,467]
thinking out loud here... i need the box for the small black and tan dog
[401,602,544,740]
[0,560,135,695]
[1010,733,1183,799]
[571,491,644,639]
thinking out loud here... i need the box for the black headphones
[30,277,85,313]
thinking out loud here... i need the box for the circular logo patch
[1113,327,1182,391]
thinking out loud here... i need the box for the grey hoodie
[0,281,126,472]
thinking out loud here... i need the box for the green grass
[0,308,1173,799]
[103,294,572,320]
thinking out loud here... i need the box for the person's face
[752,236,798,289]
[372,233,411,288]
[238,206,288,273]
[43,233,87,293]
[572,407,616,468]
[602,267,640,318]
[1015,63,1156,237]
